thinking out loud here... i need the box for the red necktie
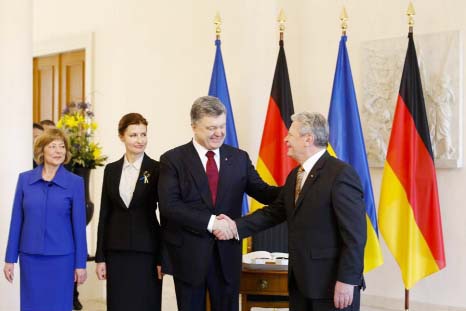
[206,151,219,205]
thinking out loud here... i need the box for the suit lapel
[292,152,329,215]
[128,153,150,208]
[183,142,214,209]
[110,156,128,209]
[216,145,233,210]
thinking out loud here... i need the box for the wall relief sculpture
[360,31,463,168]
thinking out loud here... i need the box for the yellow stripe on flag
[250,157,278,213]
[329,143,383,273]
[244,157,278,254]
[242,237,249,254]
[364,214,384,273]
[379,163,440,289]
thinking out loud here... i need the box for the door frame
[33,32,94,120]
[33,33,97,260]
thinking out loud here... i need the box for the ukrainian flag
[327,35,383,273]
[208,39,249,217]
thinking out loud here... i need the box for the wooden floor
[81,299,391,311]
[80,275,392,311]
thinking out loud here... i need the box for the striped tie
[295,166,305,203]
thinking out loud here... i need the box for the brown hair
[33,122,44,130]
[33,128,72,165]
[118,113,148,136]
[39,119,56,127]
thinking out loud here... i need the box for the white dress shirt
[192,139,220,232]
[299,149,326,190]
[119,154,144,208]
[192,138,220,171]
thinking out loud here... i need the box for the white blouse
[119,154,144,208]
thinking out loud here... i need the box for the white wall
[0,0,32,309]
[17,0,466,308]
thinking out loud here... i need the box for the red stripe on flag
[258,97,297,185]
[386,95,445,268]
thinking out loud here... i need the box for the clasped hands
[212,214,238,240]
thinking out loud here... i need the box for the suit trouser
[289,274,361,311]
[174,245,239,311]
[73,282,79,301]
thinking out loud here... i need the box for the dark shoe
[73,298,83,310]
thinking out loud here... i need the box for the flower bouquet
[57,102,107,170]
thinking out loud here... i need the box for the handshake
[212,214,238,240]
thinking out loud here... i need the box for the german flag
[246,39,296,254]
[251,39,296,211]
[378,32,446,289]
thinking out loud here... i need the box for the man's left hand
[334,281,354,309]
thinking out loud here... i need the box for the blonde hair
[33,128,72,165]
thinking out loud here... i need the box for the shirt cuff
[207,215,216,232]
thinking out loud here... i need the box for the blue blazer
[5,165,88,268]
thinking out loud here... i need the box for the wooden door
[61,50,85,108]
[33,55,59,122]
[33,50,85,123]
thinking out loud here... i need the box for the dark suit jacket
[158,142,280,286]
[237,152,366,299]
[95,154,162,263]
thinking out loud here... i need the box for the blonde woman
[4,128,87,311]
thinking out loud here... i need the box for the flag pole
[207,10,223,310]
[407,1,415,34]
[340,6,348,35]
[277,9,286,41]
[404,3,415,310]
[214,11,222,40]
[405,289,410,311]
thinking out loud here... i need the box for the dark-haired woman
[95,113,162,311]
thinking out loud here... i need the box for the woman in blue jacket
[3,128,88,311]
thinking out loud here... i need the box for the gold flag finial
[278,9,286,40]
[407,2,415,33]
[214,11,222,39]
[340,6,348,35]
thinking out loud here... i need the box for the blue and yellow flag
[327,35,383,273]
[208,39,249,216]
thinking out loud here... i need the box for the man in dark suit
[158,96,280,311]
[220,112,366,311]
